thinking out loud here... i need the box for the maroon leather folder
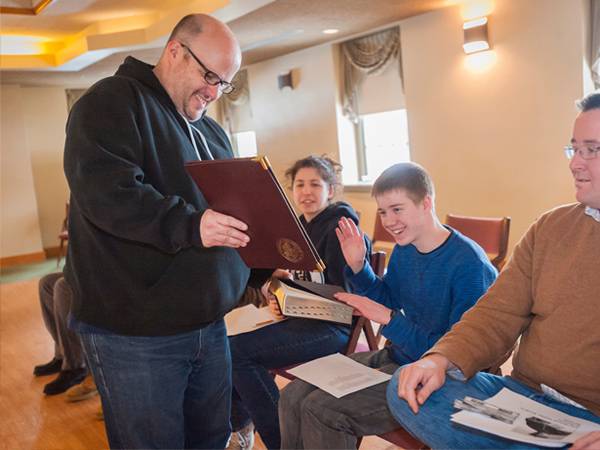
[185,156,325,271]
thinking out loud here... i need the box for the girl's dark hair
[285,155,342,191]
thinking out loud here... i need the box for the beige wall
[1,85,70,258]
[244,0,588,254]
[0,0,592,260]
[246,44,341,186]
[22,87,70,249]
[398,0,585,251]
[1,85,44,258]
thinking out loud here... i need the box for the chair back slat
[445,214,511,271]
[369,251,386,277]
[344,251,386,354]
[372,214,393,243]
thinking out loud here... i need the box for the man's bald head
[154,14,241,121]
[169,15,233,44]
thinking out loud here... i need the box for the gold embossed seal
[276,238,304,263]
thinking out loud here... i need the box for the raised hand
[396,354,450,414]
[335,217,367,273]
[200,209,250,248]
[334,292,391,325]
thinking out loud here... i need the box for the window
[358,109,410,182]
[337,40,409,185]
[343,109,410,184]
[231,131,258,157]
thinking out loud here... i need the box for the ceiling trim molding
[0,0,55,16]
[0,0,231,71]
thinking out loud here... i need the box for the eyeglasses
[564,144,600,160]
[179,42,235,94]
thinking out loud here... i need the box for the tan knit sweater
[429,203,600,415]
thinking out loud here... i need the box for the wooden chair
[371,213,396,252]
[372,213,392,244]
[57,202,70,267]
[271,251,386,381]
[366,429,428,449]
[343,251,386,355]
[445,214,511,271]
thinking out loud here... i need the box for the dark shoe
[43,368,87,395]
[33,357,63,376]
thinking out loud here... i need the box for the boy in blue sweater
[279,162,497,450]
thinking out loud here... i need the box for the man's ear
[421,195,433,212]
[166,40,181,59]
[327,184,335,200]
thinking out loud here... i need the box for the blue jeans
[387,369,600,449]
[80,320,231,449]
[229,318,350,449]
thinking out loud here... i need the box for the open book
[270,278,354,325]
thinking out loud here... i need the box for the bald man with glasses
[64,14,272,449]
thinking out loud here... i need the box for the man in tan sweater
[386,91,600,449]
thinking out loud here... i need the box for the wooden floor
[0,278,107,450]
[0,276,400,450]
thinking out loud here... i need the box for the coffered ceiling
[0,0,450,87]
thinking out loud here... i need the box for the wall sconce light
[463,17,490,54]
[278,68,299,90]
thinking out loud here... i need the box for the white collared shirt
[585,206,600,222]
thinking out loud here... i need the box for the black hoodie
[63,57,267,336]
[297,202,372,290]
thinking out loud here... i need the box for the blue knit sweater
[345,227,497,365]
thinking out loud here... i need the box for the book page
[283,296,353,324]
[287,353,391,398]
[274,280,353,325]
[451,388,600,447]
[225,304,285,336]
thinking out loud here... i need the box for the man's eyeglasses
[180,42,235,94]
[564,144,600,160]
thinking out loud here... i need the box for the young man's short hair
[371,162,434,204]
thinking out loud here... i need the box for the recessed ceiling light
[322,29,339,35]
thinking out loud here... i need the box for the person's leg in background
[228,388,255,450]
[278,375,321,449]
[34,273,65,376]
[386,370,600,449]
[230,318,350,449]
[280,349,400,450]
[43,277,87,395]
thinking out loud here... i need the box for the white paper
[451,388,600,447]
[286,353,391,398]
[225,304,285,336]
